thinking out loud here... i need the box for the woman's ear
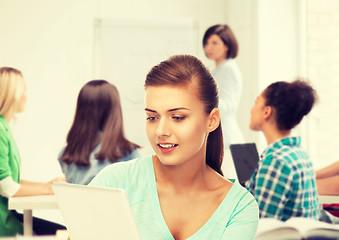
[207,108,220,132]
[264,106,273,120]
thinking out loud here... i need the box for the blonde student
[90,55,259,240]
[0,67,65,236]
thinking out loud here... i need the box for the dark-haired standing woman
[246,79,320,221]
[203,24,244,178]
[203,24,244,148]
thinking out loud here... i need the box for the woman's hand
[51,177,67,183]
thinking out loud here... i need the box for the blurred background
[0,0,338,181]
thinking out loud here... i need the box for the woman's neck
[3,112,13,123]
[153,155,209,191]
[263,126,291,145]
[215,59,225,68]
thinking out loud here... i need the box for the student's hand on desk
[47,177,67,195]
[51,177,67,183]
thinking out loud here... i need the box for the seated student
[90,55,259,240]
[59,80,140,185]
[0,67,66,236]
[246,79,320,221]
[316,160,339,195]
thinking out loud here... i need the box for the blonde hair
[0,67,25,117]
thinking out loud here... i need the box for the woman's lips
[157,143,178,153]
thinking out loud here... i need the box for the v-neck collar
[147,156,237,240]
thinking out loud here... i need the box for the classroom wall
[306,0,339,169]
[0,0,336,182]
[0,0,231,181]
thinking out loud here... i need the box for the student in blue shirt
[246,79,320,221]
[59,80,140,185]
[90,55,259,240]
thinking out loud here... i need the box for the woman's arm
[13,177,66,197]
[317,175,339,195]
[316,160,339,179]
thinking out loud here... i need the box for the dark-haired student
[59,80,140,185]
[246,79,320,221]
[90,55,259,240]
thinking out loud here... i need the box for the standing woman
[59,80,140,185]
[203,24,244,148]
[0,67,65,236]
[90,55,258,240]
[246,79,320,221]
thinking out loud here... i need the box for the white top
[212,58,244,147]
[213,59,244,179]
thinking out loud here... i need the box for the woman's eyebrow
[145,107,190,113]
[145,108,156,113]
[168,107,190,112]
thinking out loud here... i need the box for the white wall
[306,0,339,169]
[0,0,229,181]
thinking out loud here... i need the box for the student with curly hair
[246,79,320,221]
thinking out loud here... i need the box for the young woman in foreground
[90,55,258,240]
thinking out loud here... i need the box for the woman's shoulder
[92,155,150,179]
[89,155,152,188]
[213,59,242,82]
[0,117,8,133]
[218,59,239,71]
[229,180,256,201]
[103,154,150,171]
[223,180,259,215]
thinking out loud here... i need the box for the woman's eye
[172,116,185,121]
[146,116,157,121]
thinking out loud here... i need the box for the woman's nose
[155,118,170,137]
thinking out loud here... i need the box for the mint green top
[0,116,23,236]
[90,155,259,240]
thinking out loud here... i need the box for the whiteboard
[93,18,199,153]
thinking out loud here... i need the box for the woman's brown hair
[61,80,140,166]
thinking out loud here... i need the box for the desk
[8,195,58,236]
[319,195,339,205]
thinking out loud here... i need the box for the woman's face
[145,83,212,167]
[249,91,267,131]
[204,34,228,63]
